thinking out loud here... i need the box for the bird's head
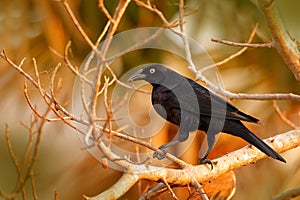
[127,64,173,84]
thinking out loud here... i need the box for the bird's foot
[153,146,168,160]
[199,158,214,170]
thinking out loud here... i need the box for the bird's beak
[127,69,146,82]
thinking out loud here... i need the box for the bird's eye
[149,68,155,74]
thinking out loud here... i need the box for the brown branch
[5,125,20,173]
[30,170,38,200]
[201,23,260,73]
[162,178,179,200]
[1,108,47,199]
[173,5,300,102]
[4,125,23,198]
[273,100,299,129]
[134,0,178,27]
[1,49,192,176]
[59,0,98,52]
[216,92,300,102]
[63,42,93,86]
[85,173,139,200]
[258,0,300,82]
[16,109,47,195]
[110,130,189,168]
[87,129,300,199]
[1,50,177,170]
[211,38,273,48]
[88,0,131,146]
[272,186,300,200]
[98,0,115,23]
[2,1,300,199]
[0,50,39,90]
[54,191,59,200]
[102,28,164,64]
[102,76,114,141]
[0,51,83,125]
[139,183,168,199]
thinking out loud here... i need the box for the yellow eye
[149,68,155,74]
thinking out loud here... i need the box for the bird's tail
[227,122,286,163]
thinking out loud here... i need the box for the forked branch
[258,0,300,82]
[87,129,300,199]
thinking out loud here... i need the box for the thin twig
[102,76,114,142]
[5,125,22,188]
[211,38,273,48]
[162,178,179,200]
[63,41,93,85]
[98,0,115,23]
[30,170,38,200]
[110,130,189,168]
[60,0,98,53]
[88,1,131,151]
[139,183,167,200]
[24,81,70,122]
[172,18,300,102]
[102,27,165,64]
[82,21,110,71]
[16,107,47,194]
[273,100,298,129]
[134,0,179,27]
[201,23,260,73]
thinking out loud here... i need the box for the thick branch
[87,173,139,200]
[258,0,300,82]
[272,186,300,200]
[88,129,300,199]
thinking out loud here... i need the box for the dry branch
[272,186,300,200]
[211,38,273,48]
[258,0,300,82]
[87,129,300,199]
[2,0,300,199]
[201,23,260,73]
[273,100,299,129]
[1,110,46,199]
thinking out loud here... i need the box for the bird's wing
[176,78,259,123]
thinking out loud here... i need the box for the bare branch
[258,0,300,82]
[59,0,98,52]
[201,23,260,73]
[24,81,67,122]
[272,186,300,200]
[63,42,93,86]
[86,173,139,200]
[30,170,38,200]
[211,38,273,48]
[87,129,300,199]
[5,125,22,184]
[273,100,299,129]
[215,92,300,102]
[173,5,300,102]
[2,1,300,199]
[134,0,179,27]
[98,0,115,23]
[162,178,179,200]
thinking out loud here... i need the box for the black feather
[128,64,285,164]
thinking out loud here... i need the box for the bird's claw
[153,146,168,160]
[199,158,214,170]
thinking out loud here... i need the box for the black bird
[128,64,286,165]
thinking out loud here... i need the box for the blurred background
[0,0,300,199]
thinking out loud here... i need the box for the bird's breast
[152,88,181,125]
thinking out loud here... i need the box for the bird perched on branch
[128,64,286,167]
